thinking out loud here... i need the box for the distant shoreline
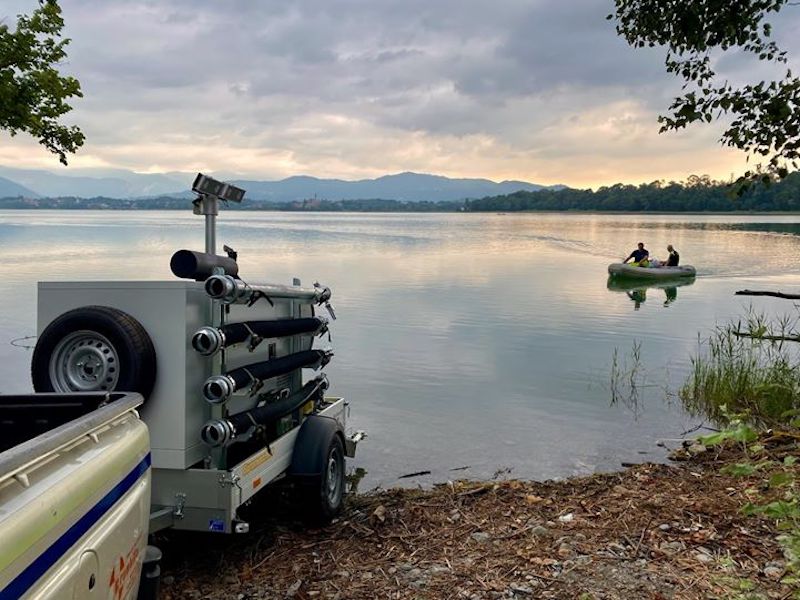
[3,171,798,213]
[1,206,799,216]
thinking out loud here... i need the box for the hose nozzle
[191,326,225,356]
[205,274,240,303]
[203,375,236,404]
[200,419,235,447]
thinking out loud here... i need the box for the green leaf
[769,472,795,488]
[785,456,798,466]
[732,423,758,443]
[761,500,800,520]
[741,501,761,516]
[722,463,758,476]
[699,432,726,446]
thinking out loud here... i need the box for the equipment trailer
[30,174,361,535]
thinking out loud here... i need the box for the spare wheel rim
[49,330,120,392]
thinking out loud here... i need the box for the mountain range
[0,166,560,203]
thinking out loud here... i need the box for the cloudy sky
[2,0,799,188]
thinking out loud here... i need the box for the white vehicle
[0,392,159,600]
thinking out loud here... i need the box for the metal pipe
[191,317,329,356]
[196,193,219,255]
[202,349,333,404]
[200,376,328,446]
[206,213,216,255]
[204,274,331,305]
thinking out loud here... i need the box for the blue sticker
[208,519,225,532]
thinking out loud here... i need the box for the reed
[680,310,800,427]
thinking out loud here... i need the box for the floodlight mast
[191,173,245,254]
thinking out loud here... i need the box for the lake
[2,210,799,488]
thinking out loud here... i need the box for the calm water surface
[2,210,800,488]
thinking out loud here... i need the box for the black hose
[200,377,328,446]
[226,318,325,342]
[192,318,328,355]
[227,350,331,389]
[170,249,238,281]
[233,377,326,431]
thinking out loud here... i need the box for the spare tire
[32,306,157,402]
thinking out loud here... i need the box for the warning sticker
[239,447,272,475]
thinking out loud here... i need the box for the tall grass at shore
[680,311,800,427]
[681,311,800,589]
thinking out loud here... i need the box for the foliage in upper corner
[609,0,799,188]
[0,0,84,165]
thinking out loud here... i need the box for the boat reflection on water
[606,276,696,310]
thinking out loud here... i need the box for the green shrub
[680,313,800,427]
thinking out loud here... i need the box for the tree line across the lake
[1,172,800,212]
[465,172,800,213]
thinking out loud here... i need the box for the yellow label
[240,448,272,475]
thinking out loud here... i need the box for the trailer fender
[289,415,344,477]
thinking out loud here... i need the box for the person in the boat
[665,244,679,266]
[623,242,649,266]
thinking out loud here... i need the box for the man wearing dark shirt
[623,242,649,264]
[666,245,679,266]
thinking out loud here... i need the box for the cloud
[1,0,798,186]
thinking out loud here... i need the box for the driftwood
[735,289,800,300]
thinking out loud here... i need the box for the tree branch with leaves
[0,0,84,165]
[610,0,799,186]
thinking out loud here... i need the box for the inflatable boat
[608,263,696,279]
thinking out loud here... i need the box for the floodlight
[192,173,245,203]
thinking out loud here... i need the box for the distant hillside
[0,166,186,198]
[0,166,557,202]
[1,173,798,212]
[0,175,38,198]
[230,172,557,202]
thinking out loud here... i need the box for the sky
[1,0,799,188]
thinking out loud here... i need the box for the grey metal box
[38,281,212,469]
[37,280,316,471]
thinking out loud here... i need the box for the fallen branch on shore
[735,289,800,300]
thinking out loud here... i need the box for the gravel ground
[157,437,799,599]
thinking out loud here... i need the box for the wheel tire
[32,306,157,402]
[297,435,346,525]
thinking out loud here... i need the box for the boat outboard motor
[201,376,329,447]
[192,317,329,356]
[202,349,333,404]
[170,249,238,281]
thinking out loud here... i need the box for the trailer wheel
[299,435,346,524]
[32,306,157,401]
